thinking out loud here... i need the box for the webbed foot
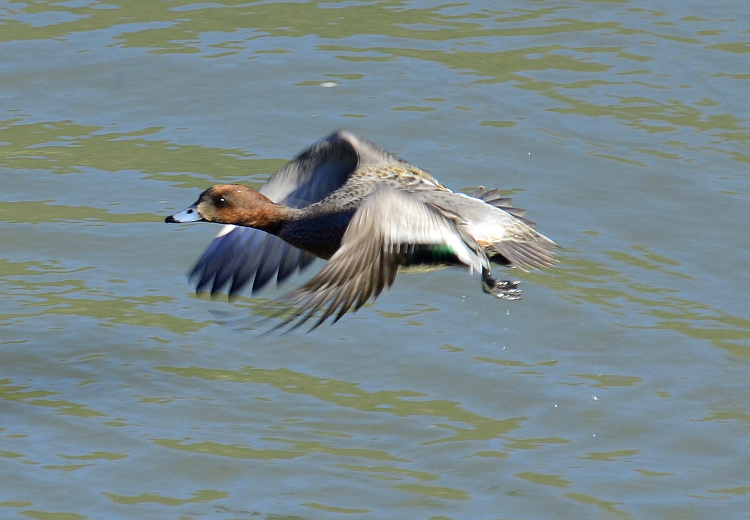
[482,270,522,300]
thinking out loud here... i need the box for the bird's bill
[165,203,204,223]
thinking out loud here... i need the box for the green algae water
[1,1,749,519]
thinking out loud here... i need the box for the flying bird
[165,131,558,330]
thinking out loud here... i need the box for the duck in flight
[165,131,558,330]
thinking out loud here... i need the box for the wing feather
[189,132,366,296]
[281,188,487,330]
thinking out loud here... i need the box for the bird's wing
[189,131,376,296]
[280,187,488,331]
[423,189,559,271]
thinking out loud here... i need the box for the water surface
[1,1,749,519]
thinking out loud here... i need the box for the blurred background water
[1,0,749,519]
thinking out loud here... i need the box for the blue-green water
[1,1,749,519]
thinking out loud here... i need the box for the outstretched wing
[280,188,488,331]
[189,131,372,296]
[423,189,558,271]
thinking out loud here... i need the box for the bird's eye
[214,195,228,207]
